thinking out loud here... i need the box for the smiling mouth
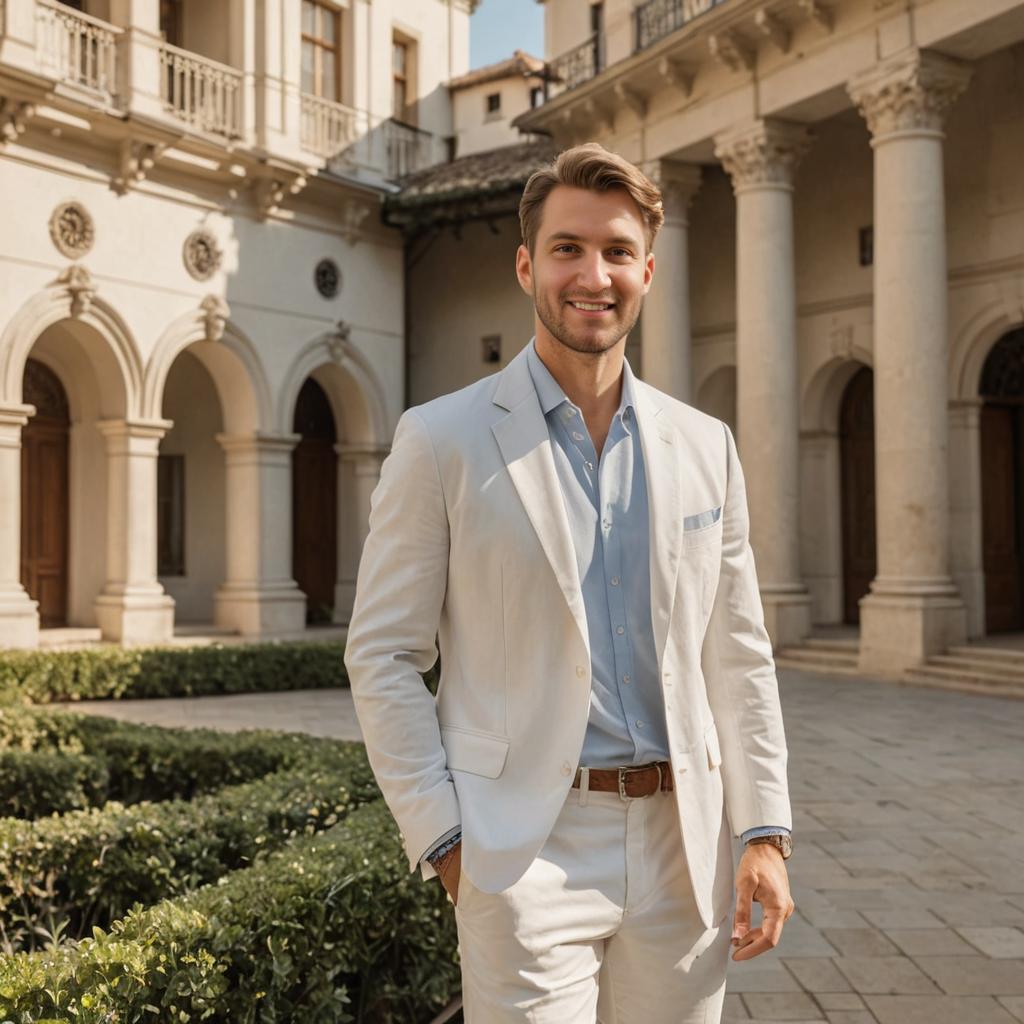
[567,300,615,312]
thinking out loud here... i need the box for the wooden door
[20,359,70,627]
[839,366,877,625]
[292,378,337,625]
[981,403,1023,632]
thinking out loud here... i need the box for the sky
[470,0,545,69]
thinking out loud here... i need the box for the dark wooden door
[20,359,70,628]
[839,366,877,625]
[292,378,337,625]
[981,403,1023,632]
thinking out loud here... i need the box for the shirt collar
[526,337,637,422]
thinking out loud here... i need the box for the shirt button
[616,625,624,635]
[635,720,643,729]
[610,576,620,586]
[585,461,593,471]
[561,761,572,776]
[572,431,584,441]
[576,665,587,678]
[623,674,631,684]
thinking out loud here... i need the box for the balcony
[35,0,120,104]
[635,0,729,52]
[543,32,603,100]
[300,92,366,159]
[159,42,243,140]
[383,118,439,179]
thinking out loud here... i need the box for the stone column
[800,431,844,625]
[640,161,702,402]
[333,442,386,624]
[847,48,971,672]
[714,118,813,649]
[108,0,166,122]
[214,432,307,637]
[93,419,176,644]
[0,404,40,648]
[948,399,985,639]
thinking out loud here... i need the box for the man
[345,143,794,1023]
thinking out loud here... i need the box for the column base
[0,584,40,648]
[761,586,812,650]
[332,580,356,626]
[94,587,175,646]
[858,583,967,675]
[215,581,307,638]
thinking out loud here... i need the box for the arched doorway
[292,378,338,625]
[980,328,1024,633]
[20,358,70,627]
[839,366,876,625]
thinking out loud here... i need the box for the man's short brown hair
[519,143,665,256]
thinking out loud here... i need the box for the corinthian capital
[713,119,811,191]
[641,161,703,224]
[847,48,972,138]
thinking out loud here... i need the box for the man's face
[516,185,655,356]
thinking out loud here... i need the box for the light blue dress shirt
[422,341,789,863]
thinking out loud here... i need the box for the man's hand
[435,841,462,907]
[731,843,795,960]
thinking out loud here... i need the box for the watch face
[779,835,793,858]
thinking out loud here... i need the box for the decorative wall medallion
[315,258,341,298]
[49,201,95,259]
[183,229,222,281]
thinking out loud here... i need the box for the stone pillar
[714,118,813,649]
[640,161,702,402]
[108,0,166,121]
[0,404,40,648]
[93,419,176,645]
[0,0,41,76]
[847,48,971,672]
[333,443,386,625]
[800,431,844,625]
[949,399,985,639]
[214,432,307,637]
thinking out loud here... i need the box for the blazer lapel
[491,349,590,657]
[633,383,684,671]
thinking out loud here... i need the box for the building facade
[0,0,473,649]
[502,0,1024,678]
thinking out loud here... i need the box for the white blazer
[344,344,791,929]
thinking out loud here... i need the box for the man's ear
[643,250,655,294]
[515,243,534,296]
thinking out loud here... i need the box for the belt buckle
[618,763,661,801]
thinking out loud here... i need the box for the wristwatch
[746,833,793,860]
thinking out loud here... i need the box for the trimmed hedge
[0,706,349,816]
[0,743,379,954]
[0,799,460,1024]
[0,640,347,704]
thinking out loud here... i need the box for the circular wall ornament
[183,229,222,281]
[315,258,341,298]
[48,201,95,259]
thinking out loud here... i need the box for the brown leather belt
[571,761,674,798]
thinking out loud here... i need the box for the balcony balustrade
[300,92,366,159]
[159,41,242,139]
[543,32,603,100]
[35,0,120,103]
[635,0,728,52]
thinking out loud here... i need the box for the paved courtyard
[63,669,1024,1023]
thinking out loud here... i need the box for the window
[392,36,410,120]
[486,92,501,114]
[157,454,185,577]
[302,0,341,102]
[530,85,543,109]
[159,0,182,46]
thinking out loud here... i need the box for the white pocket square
[683,506,722,532]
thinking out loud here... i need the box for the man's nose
[576,254,612,292]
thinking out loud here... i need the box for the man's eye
[609,248,632,258]
[554,244,577,254]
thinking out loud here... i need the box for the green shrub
[0,749,109,818]
[0,800,460,1024]
[0,743,379,954]
[0,640,347,704]
[0,706,350,814]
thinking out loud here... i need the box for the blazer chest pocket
[684,506,723,550]
[441,725,510,779]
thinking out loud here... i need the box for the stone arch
[694,363,737,435]
[276,325,389,446]
[950,296,1024,401]
[0,267,142,416]
[801,349,874,434]
[143,298,272,433]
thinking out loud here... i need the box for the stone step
[926,654,1024,680]
[801,636,860,653]
[775,644,861,675]
[903,662,1024,699]
[945,645,1024,667]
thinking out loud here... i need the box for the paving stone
[824,1013,876,1024]
[999,996,1024,1022]
[957,928,1024,959]
[822,930,900,957]
[832,957,940,994]
[884,929,977,956]
[864,995,1018,1024]
[800,907,870,930]
[816,994,865,1011]
[740,993,824,1020]
[726,959,803,993]
[914,957,1024,995]
[861,909,946,930]
[723,993,750,1019]
[781,958,852,992]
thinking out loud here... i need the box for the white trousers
[454,779,731,1023]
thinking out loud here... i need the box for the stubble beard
[533,284,643,358]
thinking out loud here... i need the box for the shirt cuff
[741,826,792,844]
[420,825,462,866]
